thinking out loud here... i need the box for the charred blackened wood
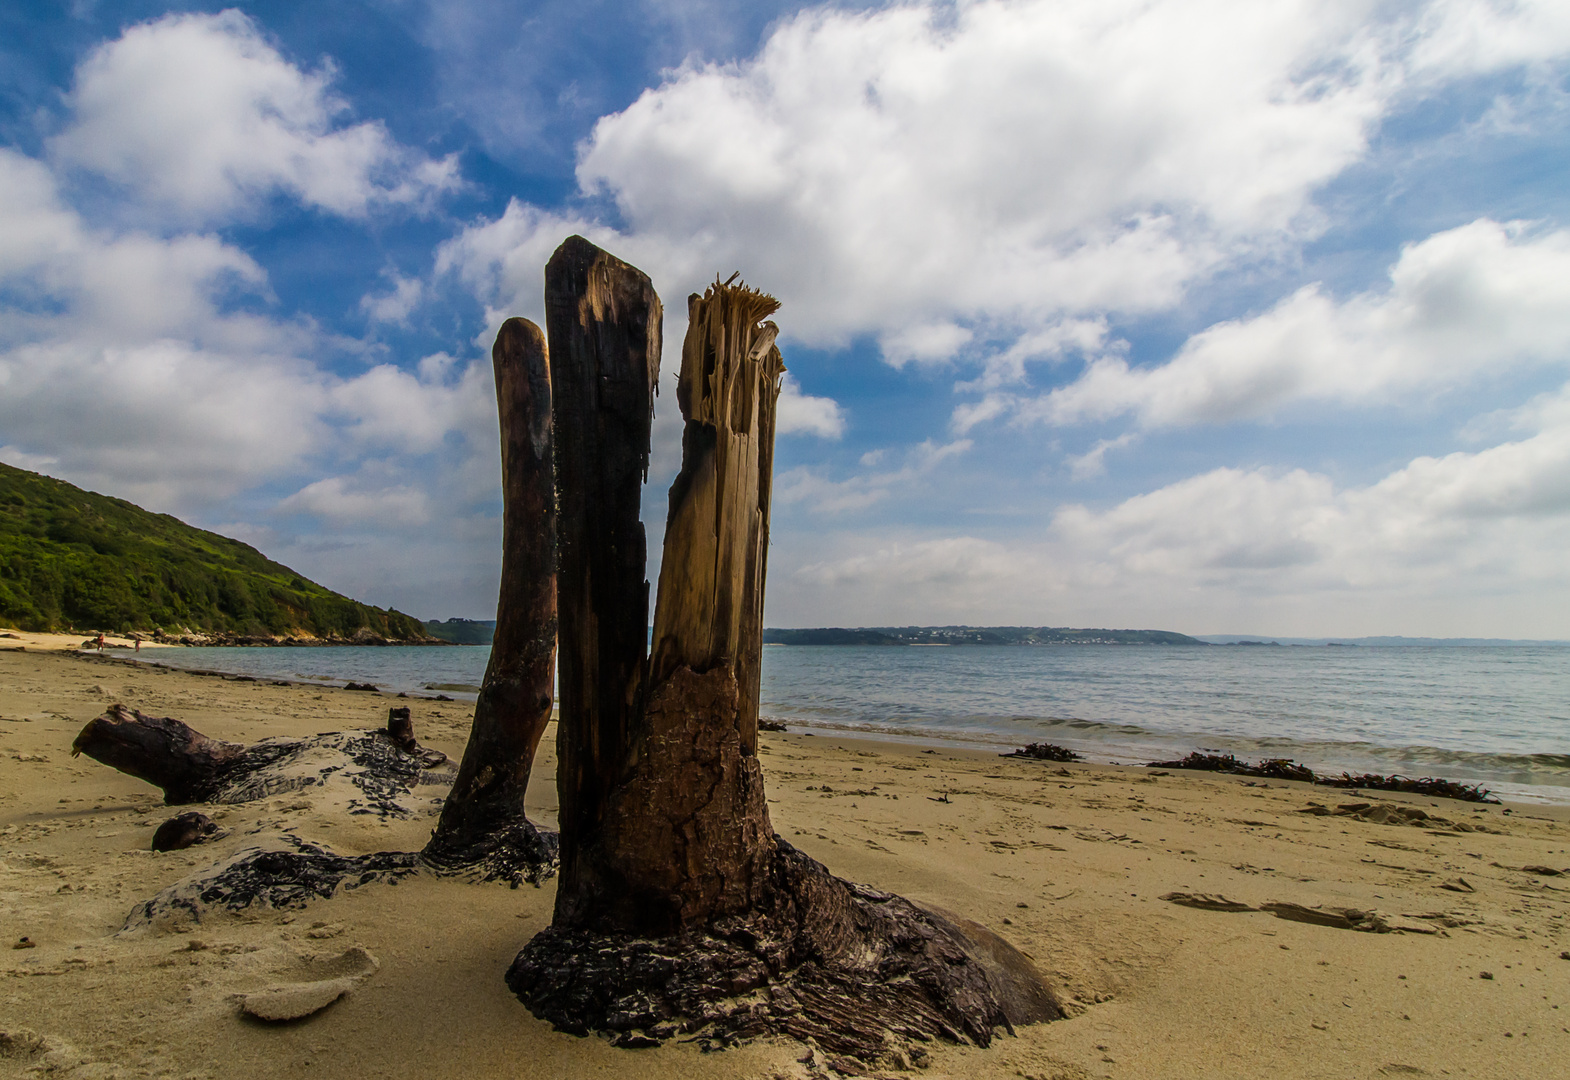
[549,278,785,935]
[72,703,449,814]
[386,706,448,769]
[542,236,663,926]
[124,840,422,931]
[150,811,221,852]
[509,840,1059,1059]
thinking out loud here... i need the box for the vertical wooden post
[648,282,784,745]
[545,267,786,935]
[424,317,558,878]
[543,236,662,928]
[604,279,784,930]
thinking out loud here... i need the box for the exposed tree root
[507,840,1060,1065]
[421,819,560,886]
[123,838,421,932]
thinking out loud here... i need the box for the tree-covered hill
[422,617,496,644]
[0,462,429,641]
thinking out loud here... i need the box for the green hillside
[0,462,429,641]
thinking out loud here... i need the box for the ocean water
[117,643,1570,804]
[119,645,494,698]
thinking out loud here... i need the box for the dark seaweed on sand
[1002,743,1082,762]
[1145,751,1499,803]
[1147,752,1314,783]
[1314,772,1501,803]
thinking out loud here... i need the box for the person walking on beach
[96,633,104,652]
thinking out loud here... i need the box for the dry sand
[2,638,1568,1079]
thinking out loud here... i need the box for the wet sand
[2,639,1568,1079]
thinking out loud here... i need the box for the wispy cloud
[775,438,971,513]
[776,374,845,439]
[1019,220,1570,430]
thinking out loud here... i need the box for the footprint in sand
[234,945,379,1021]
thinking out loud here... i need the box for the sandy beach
[2,638,1568,1080]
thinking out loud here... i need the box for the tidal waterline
[118,642,1570,804]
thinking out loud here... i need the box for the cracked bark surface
[424,317,560,884]
[508,248,1062,1065]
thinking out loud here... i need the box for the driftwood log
[72,703,447,919]
[508,244,1061,1065]
[71,703,449,816]
[73,703,300,804]
[424,317,560,882]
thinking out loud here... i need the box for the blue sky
[3,1,1569,636]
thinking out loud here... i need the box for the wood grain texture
[71,702,247,803]
[650,280,785,755]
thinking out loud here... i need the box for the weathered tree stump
[508,253,1060,1066]
[423,317,560,883]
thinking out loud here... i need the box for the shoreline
[15,629,1567,807]
[2,644,1567,1078]
[0,629,448,650]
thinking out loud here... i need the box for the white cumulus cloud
[773,396,1570,633]
[51,10,460,223]
[776,437,971,513]
[438,0,1570,399]
[0,142,495,515]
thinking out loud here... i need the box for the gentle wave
[116,642,1570,803]
[774,713,1570,774]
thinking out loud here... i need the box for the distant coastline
[1197,634,1570,647]
[276,621,1570,650]
[760,626,1204,646]
[758,627,1570,647]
